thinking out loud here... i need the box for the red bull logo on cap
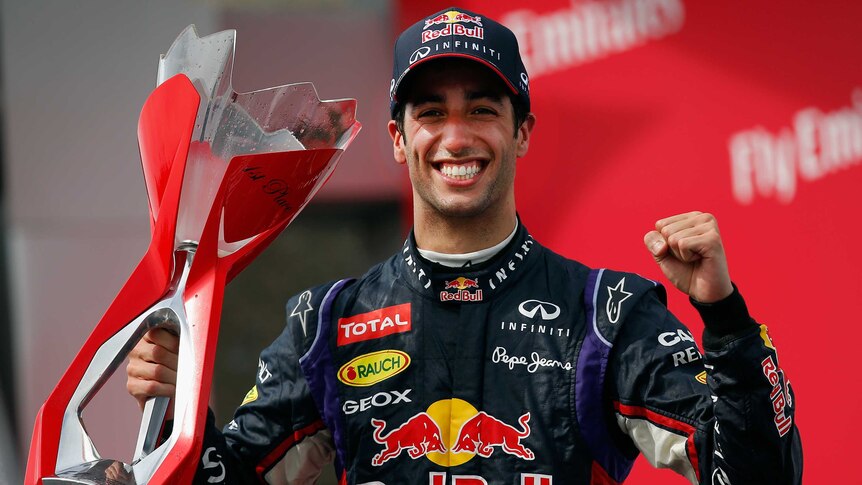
[441,277,483,302]
[370,398,534,468]
[424,10,483,29]
[422,24,485,43]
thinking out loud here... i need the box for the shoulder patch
[289,290,314,336]
[587,269,664,346]
[241,385,258,406]
[286,280,354,342]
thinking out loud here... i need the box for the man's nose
[439,115,474,155]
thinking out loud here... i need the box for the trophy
[25,25,361,484]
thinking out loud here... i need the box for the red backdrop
[397,0,862,483]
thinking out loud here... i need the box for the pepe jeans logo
[492,346,572,373]
[518,300,560,320]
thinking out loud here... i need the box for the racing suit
[196,224,803,484]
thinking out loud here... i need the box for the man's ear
[516,113,537,158]
[388,120,407,165]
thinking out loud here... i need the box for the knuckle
[152,365,168,382]
[141,380,161,396]
[126,360,142,377]
[150,345,165,362]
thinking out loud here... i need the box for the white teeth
[441,163,481,180]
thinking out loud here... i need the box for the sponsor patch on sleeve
[337,303,411,346]
[241,385,258,406]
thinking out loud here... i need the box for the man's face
[388,59,534,220]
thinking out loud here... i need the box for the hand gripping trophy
[25,26,361,484]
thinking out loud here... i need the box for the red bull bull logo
[441,277,483,302]
[450,411,534,460]
[370,399,534,468]
[371,412,446,466]
[424,10,483,29]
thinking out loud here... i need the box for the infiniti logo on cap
[518,300,561,320]
[409,46,431,65]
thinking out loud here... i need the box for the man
[127,7,802,484]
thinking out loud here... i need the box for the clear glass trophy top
[156,25,359,254]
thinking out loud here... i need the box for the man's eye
[417,109,442,118]
[473,107,497,115]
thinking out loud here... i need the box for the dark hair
[394,93,529,141]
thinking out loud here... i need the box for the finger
[141,341,179,371]
[130,339,178,371]
[643,230,669,259]
[658,212,714,238]
[127,377,176,402]
[666,225,713,262]
[127,358,178,385]
[655,211,704,230]
[676,232,722,263]
[143,328,180,354]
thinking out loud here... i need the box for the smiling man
[127,7,802,484]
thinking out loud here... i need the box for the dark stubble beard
[409,146,517,220]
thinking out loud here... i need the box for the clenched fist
[644,211,734,304]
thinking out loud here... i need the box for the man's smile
[434,160,487,182]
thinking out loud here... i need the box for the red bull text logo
[440,277,483,302]
[429,472,552,485]
[424,10,483,29]
[337,303,411,346]
[337,350,410,387]
[422,24,484,43]
[370,398,533,468]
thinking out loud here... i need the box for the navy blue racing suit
[195,224,802,484]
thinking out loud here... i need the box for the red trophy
[25,25,360,484]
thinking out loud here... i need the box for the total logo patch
[338,350,410,387]
[338,303,411,346]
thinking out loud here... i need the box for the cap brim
[393,52,519,105]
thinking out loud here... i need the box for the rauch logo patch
[338,350,410,387]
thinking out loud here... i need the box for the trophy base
[44,459,137,485]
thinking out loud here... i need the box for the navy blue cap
[389,7,530,118]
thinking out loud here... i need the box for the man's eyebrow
[410,93,444,106]
[466,90,505,103]
[409,90,505,107]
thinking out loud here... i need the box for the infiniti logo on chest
[518,300,560,320]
